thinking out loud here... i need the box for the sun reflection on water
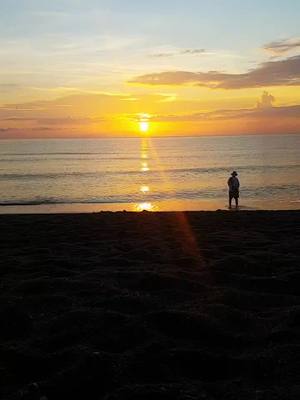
[134,137,157,212]
[134,202,157,212]
[140,185,150,193]
[141,161,150,172]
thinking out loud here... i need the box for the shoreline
[0,198,299,214]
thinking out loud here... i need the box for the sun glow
[140,185,150,193]
[139,121,149,133]
[134,202,156,212]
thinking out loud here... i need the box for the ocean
[0,135,299,212]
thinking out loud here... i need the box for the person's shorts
[229,190,239,199]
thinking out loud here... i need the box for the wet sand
[0,211,299,399]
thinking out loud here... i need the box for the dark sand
[0,211,299,400]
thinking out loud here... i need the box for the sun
[139,121,149,133]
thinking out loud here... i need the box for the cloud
[256,91,275,109]
[0,84,24,96]
[0,89,299,136]
[35,117,94,125]
[263,38,300,55]
[0,117,34,121]
[129,55,300,89]
[149,92,299,123]
[0,92,175,122]
[181,49,206,55]
[0,115,106,127]
[31,127,53,131]
[0,83,21,91]
[151,104,300,123]
[0,93,132,120]
[151,49,206,58]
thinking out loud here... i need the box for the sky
[0,0,300,138]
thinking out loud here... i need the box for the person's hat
[231,171,238,176]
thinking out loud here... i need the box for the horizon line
[0,132,299,140]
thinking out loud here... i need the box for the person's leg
[235,197,239,208]
[229,193,232,209]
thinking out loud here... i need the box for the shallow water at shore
[0,135,299,211]
[1,198,299,214]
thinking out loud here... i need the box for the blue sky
[1,0,299,93]
[1,1,300,50]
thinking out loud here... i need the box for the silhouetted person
[228,171,240,209]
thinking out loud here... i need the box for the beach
[0,211,299,399]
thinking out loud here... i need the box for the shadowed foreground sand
[0,211,299,400]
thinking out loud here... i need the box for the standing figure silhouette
[228,171,240,209]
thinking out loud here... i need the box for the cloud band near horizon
[129,55,300,89]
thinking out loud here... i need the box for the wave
[0,172,93,180]
[1,185,299,207]
[1,164,300,181]
[0,151,140,156]
[0,199,142,206]
[0,156,151,163]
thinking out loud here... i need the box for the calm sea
[0,135,299,212]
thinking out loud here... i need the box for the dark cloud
[31,127,53,131]
[216,104,300,120]
[35,117,92,125]
[0,117,35,121]
[263,38,300,55]
[181,49,206,55]
[130,55,300,89]
[257,91,275,109]
[0,84,19,88]
[151,53,176,58]
[151,49,206,58]
[0,128,22,137]
[150,92,300,122]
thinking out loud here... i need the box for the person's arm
[227,177,232,188]
[237,179,240,189]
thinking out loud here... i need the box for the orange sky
[0,2,300,138]
[1,86,300,138]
